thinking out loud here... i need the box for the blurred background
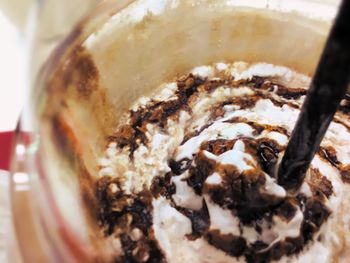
[0,0,31,132]
[0,1,32,262]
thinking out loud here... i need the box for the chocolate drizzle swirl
[94,65,350,263]
[96,177,166,262]
[319,146,350,183]
[108,74,302,156]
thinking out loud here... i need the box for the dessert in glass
[11,0,350,262]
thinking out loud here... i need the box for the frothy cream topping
[96,62,350,263]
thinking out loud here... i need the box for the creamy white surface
[98,62,350,263]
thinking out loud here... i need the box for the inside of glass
[35,0,335,259]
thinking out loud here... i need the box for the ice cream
[94,62,350,263]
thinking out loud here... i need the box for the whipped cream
[95,62,350,263]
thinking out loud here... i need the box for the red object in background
[0,131,15,171]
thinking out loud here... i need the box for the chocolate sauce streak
[176,201,210,240]
[96,177,166,262]
[109,75,304,156]
[319,146,350,183]
[150,173,176,199]
[339,94,350,114]
[111,74,206,157]
[206,230,247,257]
[333,118,350,133]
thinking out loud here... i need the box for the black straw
[278,0,350,192]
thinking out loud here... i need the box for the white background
[0,11,26,132]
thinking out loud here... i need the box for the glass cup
[10,0,341,262]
